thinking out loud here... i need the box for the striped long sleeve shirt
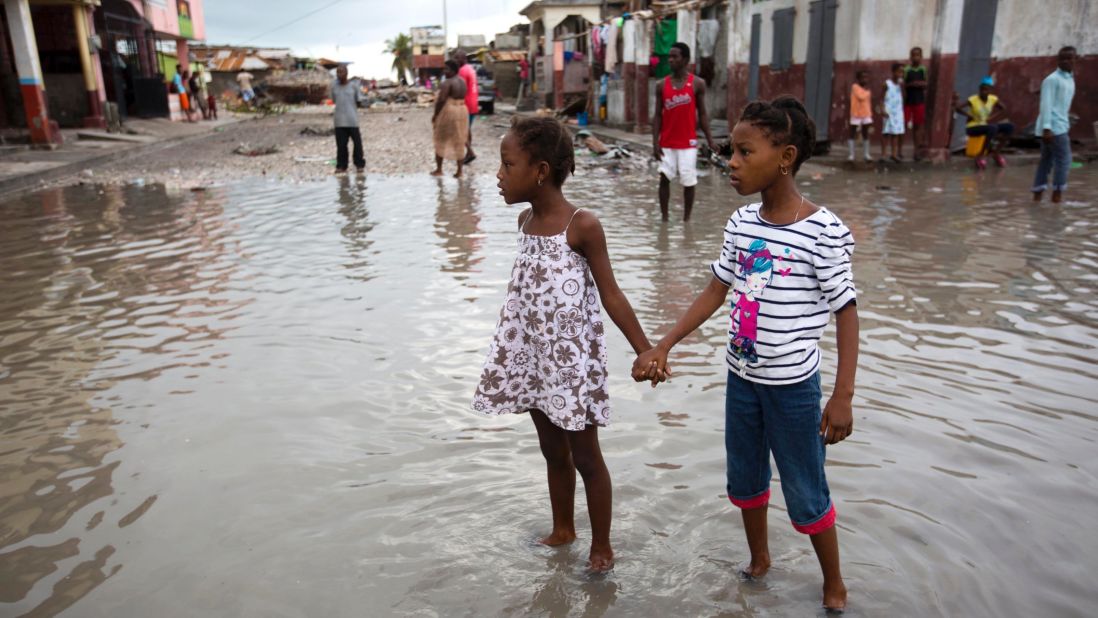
[710,203,857,384]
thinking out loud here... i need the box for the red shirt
[458,64,479,114]
[659,74,697,149]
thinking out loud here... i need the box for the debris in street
[299,126,334,137]
[266,69,333,104]
[233,143,280,156]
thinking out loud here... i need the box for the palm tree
[384,33,414,85]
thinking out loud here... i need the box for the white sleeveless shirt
[472,210,610,431]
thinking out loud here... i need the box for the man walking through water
[454,50,479,165]
[652,42,716,222]
[331,64,365,174]
[1032,46,1076,203]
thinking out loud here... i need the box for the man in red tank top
[652,42,717,222]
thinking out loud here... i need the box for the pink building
[0,0,206,145]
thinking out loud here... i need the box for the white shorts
[850,116,872,126]
[659,147,698,187]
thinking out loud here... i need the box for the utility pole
[443,0,448,58]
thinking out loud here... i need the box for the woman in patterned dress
[473,117,659,572]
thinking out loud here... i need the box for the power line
[241,0,347,44]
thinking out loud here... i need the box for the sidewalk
[496,103,1068,175]
[0,114,243,199]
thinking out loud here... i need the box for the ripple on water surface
[1,167,1097,616]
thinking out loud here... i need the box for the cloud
[203,0,530,79]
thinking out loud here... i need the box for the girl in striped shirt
[634,96,859,612]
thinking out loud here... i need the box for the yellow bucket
[965,134,986,158]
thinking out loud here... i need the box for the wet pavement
[1,162,1096,616]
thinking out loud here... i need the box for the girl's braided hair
[509,116,575,186]
[739,96,817,174]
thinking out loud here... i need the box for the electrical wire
[240,0,348,44]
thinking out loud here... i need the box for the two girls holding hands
[475,98,860,612]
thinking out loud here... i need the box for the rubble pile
[367,86,436,108]
[265,69,333,104]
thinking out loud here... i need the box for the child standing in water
[848,70,873,162]
[634,96,859,611]
[880,63,906,162]
[473,116,656,572]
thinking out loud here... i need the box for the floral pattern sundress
[472,210,610,431]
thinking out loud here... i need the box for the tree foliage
[385,33,414,85]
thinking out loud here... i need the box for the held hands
[632,346,672,387]
[819,393,854,445]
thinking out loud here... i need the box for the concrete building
[411,25,445,83]
[191,46,296,98]
[0,0,206,145]
[726,0,1095,155]
[520,0,602,109]
[515,0,1093,157]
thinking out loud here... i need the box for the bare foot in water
[740,554,771,579]
[822,580,848,612]
[430,169,443,176]
[588,544,614,572]
[539,530,576,546]
[453,171,462,178]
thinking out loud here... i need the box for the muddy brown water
[1,163,1096,617]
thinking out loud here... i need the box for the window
[771,8,795,71]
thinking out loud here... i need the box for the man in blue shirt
[1032,46,1076,203]
[331,64,365,173]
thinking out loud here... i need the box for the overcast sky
[204,0,530,79]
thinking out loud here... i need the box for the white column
[677,8,698,62]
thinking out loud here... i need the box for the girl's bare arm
[570,211,652,355]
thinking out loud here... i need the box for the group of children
[467,42,1075,613]
[847,46,929,162]
[473,98,858,611]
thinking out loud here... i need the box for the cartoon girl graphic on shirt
[730,239,791,367]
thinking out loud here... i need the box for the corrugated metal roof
[192,46,288,72]
[490,50,527,62]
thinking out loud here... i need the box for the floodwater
[1,162,1096,617]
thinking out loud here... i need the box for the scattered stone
[233,143,280,156]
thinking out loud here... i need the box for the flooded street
[1,162,1096,617]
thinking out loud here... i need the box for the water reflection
[0,165,1095,616]
[0,183,239,614]
[336,174,375,280]
[433,177,483,279]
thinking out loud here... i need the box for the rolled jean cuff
[728,488,770,510]
[1032,183,1068,193]
[792,502,836,535]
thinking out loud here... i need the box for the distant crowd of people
[170,64,218,123]
[843,45,1078,201]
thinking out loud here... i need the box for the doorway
[804,0,838,144]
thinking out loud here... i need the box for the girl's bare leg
[810,526,847,610]
[741,505,771,577]
[566,424,614,571]
[530,411,577,546]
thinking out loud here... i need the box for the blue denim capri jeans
[725,371,836,534]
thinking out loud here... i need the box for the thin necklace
[792,195,805,223]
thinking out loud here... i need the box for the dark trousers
[335,127,365,170]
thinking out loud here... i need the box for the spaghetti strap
[563,209,583,234]
[519,210,532,233]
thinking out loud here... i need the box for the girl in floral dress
[473,117,656,572]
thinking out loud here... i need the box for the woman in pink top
[454,50,479,164]
[848,70,873,162]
